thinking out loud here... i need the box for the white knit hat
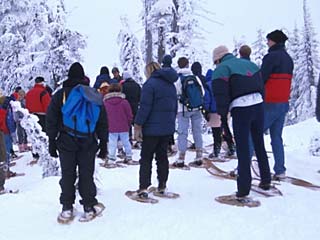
[122,70,132,80]
[212,45,229,63]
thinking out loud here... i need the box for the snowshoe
[79,202,105,222]
[57,209,75,224]
[251,183,283,197]
[149,187,180,199]
[117,158,140,165]
[125,189,159,204]
[215,194,260,208]
[0,188,19,195]
[169,161,190,170]
[5,171,26,179]
[99,161,126,169]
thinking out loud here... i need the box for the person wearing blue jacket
[93,66,112,89]
[134,62,178,199]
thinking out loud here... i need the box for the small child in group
[103,83,133,165]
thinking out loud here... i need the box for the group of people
[1,28,297,221]
[0,77,52,193]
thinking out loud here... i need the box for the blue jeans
[264,103,289,175]
[108,132,132,160]
[4,134,12,166]
[177,111,203,153]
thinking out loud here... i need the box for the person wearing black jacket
[46,62,108,223]
[122,71,141,143]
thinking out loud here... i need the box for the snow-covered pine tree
[10,101,60,177]
[290,0,320,122]
[286,25,302,125]
[251,29,267,67]
[141,0,213,69]
[0,0,86,92]
[117,16,144,85]
[0,0,32,93]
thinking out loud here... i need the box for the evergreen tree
[290,0,320,123]
[0,0,86,92]
[251,29,267,67]
[286,25,302,125]
[141,0,212,69]
[117,16,144,85]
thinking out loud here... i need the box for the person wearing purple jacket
[103,83,133,164]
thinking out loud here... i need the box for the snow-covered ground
[1,118,320,240]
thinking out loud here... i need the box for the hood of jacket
[152,68,178,84]
[103,92,125,105]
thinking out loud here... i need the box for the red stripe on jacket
[265,73,292,103]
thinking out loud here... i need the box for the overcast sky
[65,0,320,79]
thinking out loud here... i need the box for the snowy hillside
[1,118,320,240]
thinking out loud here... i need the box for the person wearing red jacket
[25,76,51,133]
[261,30,294,179]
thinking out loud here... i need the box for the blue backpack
[62,85,102,138]
[179,75,204,111]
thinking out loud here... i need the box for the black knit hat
[68,62,85,79]
[162,55,172,67]
[35,76,45,83]
[266,30,288,44]
[191,62,202,76]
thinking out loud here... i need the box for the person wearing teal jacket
[211,45,271,199]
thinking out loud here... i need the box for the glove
[134,124,143,142]
[48,139,58,158]
[97,141,107,159]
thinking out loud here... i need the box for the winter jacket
[135,68,178,136]
[316,74,320,122]
[122,78,141,117]
[103,92,133,133]
[46,77,108,144]
[25,84,51,114]
[203,69,217,113]
[261,43,294,103]
[93,74,111,89]
[212,53,263,116]
[0,108,9,134]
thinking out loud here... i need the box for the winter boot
[57,208,75,224]
[172,152,185,168]
[23,144,31,151]
[190,149,203,166]
[79,202,105,222]
[227,142,235,157]
[18,144,25,153]
[137,189,149,199]
[123,156,132,164]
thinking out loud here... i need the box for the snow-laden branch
[10,101,60,178]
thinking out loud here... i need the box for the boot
[190,149,203,166]
[172,152,185,168]
[227,142,235,157]
[23,144,31,151]
[18,144,25,153]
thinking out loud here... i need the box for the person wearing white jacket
[172,57,205,167]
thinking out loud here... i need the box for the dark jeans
[139,135,170,190]
[231,103,271,197]
[57,133,98,209]
[34,114,46,133]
